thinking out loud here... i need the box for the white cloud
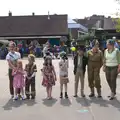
[0,0,119,18]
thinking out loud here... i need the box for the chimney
[9,11,12,16]
[32,12,35,16]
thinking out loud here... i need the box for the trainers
[21,96,25,100]
[13,96,18,100]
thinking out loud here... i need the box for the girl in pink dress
[42,56,57,100]
[12,60,25,100]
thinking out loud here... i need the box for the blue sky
[0,0,119,18]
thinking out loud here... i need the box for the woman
[6,41,21,98]
[87,40,103,98]
[103,39,120,100]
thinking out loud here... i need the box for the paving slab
[0,58,120,120]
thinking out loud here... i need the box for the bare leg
[64,84,68,98]
[60,84,63,93]
[21,87,25,100]
[64,83,67,92]
[46,87,49,98]
[49,86,52,99]
[13,88,18,100]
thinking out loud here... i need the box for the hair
[44,57,52,66]
[17,60,23,69]
[28,54,35,62]
[9,41,16,47]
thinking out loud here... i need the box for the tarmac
[0,58,120,120]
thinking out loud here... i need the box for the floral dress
[42,65,55,87]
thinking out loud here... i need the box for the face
[47,59,51,64]
[107,44,114,50]
[17,62,21,68]
[9,45,15,52]
[92,46,98,51]
[28,58,33,64]
[77,50,84,56]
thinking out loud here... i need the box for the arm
[100,51,103,68]
[52,66,57,80]
[103,50,106,72]
[116,50,120,68]
[33,64,37,72]
[12,69,17,76]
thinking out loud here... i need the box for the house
[68,18,88,39]
[0,12,68,45]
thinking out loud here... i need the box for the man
[73,45,88,97]
[87,40,103,98]
[6,41,21,98]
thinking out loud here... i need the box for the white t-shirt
[6,52,21,68]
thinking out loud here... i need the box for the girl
[42,56,57,100]
[59,52,69,98]
[12,60,25,100]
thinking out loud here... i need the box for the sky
[0,0,119,18]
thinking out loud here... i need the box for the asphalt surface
[0,58,120,120]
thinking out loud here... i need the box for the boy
[73,46,88,97]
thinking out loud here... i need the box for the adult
[103,39,120,100]
[6,41,21,98]
[87,40,103,98]
[73,46,88,97]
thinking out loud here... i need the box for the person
[73,46,88,97]
[12,60,25,100]
[59,52,69,98]
[103,39,120,100]
[6,41,21,98]
[87,40,103,98]
[42,56,57,100]
[24,54,37,99]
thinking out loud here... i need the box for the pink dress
[12,69,25,89]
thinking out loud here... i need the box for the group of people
[6,38,120,101]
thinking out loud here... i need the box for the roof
[0,14,68,37]
[68,18,88,32]
[75,15,104,29]
[103,18,116,30]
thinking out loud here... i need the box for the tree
[112,0,120,32]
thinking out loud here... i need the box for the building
[0,12,68,45]
[68,18,88,39]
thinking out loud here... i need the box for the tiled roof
[0,14,68,37]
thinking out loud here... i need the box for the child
[42,56,57,100]
[12,60,25,100]
[73,46,88,97]
[59,52,69,98]
[25,54,37,99]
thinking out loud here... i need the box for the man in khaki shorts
[73,46,88,97]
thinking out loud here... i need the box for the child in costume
[25,54,37,99]
[59,52,69,98]
[42,56,57,100]
[12,60,25,100]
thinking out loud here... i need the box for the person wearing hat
[24,54,37,99]
[103,39,120,100]
[6,41,21,98]
[87,40,103,98]
[59,51,69,98]
[73,45,88,97]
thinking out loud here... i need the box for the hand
[118,67,120,73]
[55,76,57,81]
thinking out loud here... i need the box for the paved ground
[0,58,120,120]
